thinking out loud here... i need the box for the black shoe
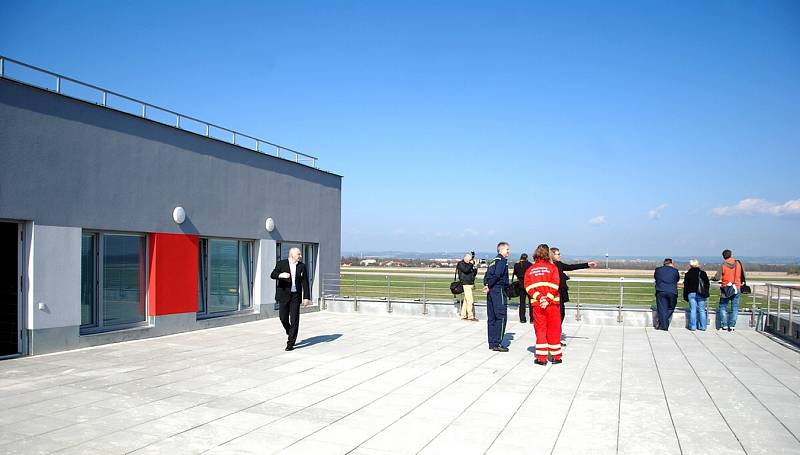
[552,359,562,364]
[490,346,509,352]
[534,359,547,366]
[560,341,567,347]
[285,344,294,351]
[520,320,527,323]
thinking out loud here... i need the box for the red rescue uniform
[524,260,562,362]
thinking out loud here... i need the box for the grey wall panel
[0,79,341,250]
[31,225,81,329]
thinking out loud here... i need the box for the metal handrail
[0,56,319,169]
[761,283,799,343]
[323,271,794,327]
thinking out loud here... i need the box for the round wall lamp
[265,217,275,232]
[173,206,186,224]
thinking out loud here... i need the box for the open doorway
[0,222,20,357]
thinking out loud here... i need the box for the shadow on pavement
[294,334,342,349]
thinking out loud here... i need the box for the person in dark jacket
[270,247,311,350]
[483,242,510,352]
[513,253,533,323]
[654,258,680,330]
[456,253,479,321]
[682,259,710,331]
[551,248,598,345]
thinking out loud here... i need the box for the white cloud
[648,204,668,220]
[712,198,800,217]
[589,215,606,225]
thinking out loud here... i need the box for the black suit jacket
[270,259,311,303]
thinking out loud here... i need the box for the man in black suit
[551,248,598,345]
[270,247,311,351]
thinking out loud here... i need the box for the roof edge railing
[0,56,319,169]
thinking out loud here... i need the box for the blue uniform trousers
[487,289,508,347]
[655,291,677,330]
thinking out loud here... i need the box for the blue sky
[2,1,798,257]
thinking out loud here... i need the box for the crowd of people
[454,244,747,366]
[654,249,747,332]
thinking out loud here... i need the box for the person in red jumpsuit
[524,244,562,366]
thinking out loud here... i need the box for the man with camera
[456,252,479,321]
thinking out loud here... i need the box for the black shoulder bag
[450,266,464,295]
[738,260,751,294]
[508,272,521,298]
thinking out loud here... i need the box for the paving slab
[0,312,798,454]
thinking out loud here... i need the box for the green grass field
[326,272,771,310]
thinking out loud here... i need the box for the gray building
[0,57,342,356]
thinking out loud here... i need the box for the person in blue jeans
[715,249,744,331]
[682,259,710,330]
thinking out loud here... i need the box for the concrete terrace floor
[1,313,799,455]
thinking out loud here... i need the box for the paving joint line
[414,322,537,453]
[715,332,800,400]
[695,330,800,444]
[43,317,429,454]
[645,328,684,455]
[549,325,604,455]
[196,318,484,454]
[667,331,747,454]
[483,323,585,454]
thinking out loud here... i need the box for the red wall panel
[147,233,199,316]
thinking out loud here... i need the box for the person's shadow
[294,334,342,349]
[503,332,515,347]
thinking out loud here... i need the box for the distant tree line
[342,256,798,273]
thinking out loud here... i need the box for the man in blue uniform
[483,242,511,352]
[654,258,680,330]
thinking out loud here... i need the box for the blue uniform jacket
[483,254,509,294]
[654,265,679,295]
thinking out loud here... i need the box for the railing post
[142,104,147,118]
[276,147,281,158]
[617,277,624,323]
[354,273,359,312]
[750,284,757,328]
[789,288,794,339]
[295,153,299,163]
[232,132,236,145]
[422,275,428,315]
[101,91,107,107]
[575,281,582,321]
[766,284,772,329]
[0,57,4,77]
[55,76,61,93]
[176,115,181,128]
[205,124,209,136]
[386,275,392,313]
[777,287,782,333]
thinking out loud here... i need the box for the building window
[198,238,253,317]
[275,242,317,309]
[80,232,147,333]
[276,242,317,286]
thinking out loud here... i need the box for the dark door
[0,222,19,356]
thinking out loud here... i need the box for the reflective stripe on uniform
[535,350,549,356]
[548,344,562,349]
[527,282,559,290]
[550,349,562,355]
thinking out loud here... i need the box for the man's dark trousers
[280,291,302,344]
[487,289,508,348]
[655,291,677,330]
